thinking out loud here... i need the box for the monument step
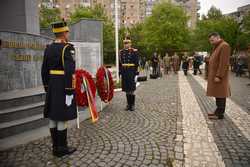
[0,102,44,123]
[0,86,45,110]
[0,114,48,139]
[0,126,49,151]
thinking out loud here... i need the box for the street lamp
[115,0,119,83]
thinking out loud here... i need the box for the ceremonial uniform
[119,41,139,111]
[119,48,139,91]
[41,21,76,157]
[42,42,77,121]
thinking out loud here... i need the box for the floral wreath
[75,69,96,107]
[96,66,114,103]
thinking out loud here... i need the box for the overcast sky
[198,0,250,16]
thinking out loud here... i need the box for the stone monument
[0,0,40,34]
[0,31,52,93]
[70,19,103,76]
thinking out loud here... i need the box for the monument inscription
[0,31,52,93]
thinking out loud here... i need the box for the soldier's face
[124,42,130,49]
[64,31,69,42]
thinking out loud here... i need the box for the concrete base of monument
[0,88,109,151]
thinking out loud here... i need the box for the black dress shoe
[55,129,76,157]
[56,146,76,157]
[130,105,135,111]
[208,115,224,120]
[207,112,216,116]
[125,105,130,111]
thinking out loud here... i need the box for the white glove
[135,75,138,83]
[65,95,73,106]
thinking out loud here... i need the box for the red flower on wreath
[96,66,114,103]
[75,69,96,107]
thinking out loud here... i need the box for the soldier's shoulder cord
[61,44,70,68]
[67,42,75,48]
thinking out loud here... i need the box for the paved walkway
[0,72,250,167]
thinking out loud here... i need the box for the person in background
[193,53,202,75]
[172,53,180,74]
[236,51,247,77]
[151,52,159,76]
[157,54,163,77]
[163,53,171,75]
[182,53,189,76]
[204,54,210,80]
[246,46,250,86]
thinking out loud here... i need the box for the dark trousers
[152,65,157,75]
[215,98,226,118]
[198,66,202,74]
[183,70,187,76]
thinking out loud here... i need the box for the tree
[39,5,61,28]
[70,5,115,64]
[142,1,190,56]
[206,6,223,19]
[236,11,250,50]
[190,7,239,53]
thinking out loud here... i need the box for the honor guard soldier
[41,21,77,157]
[119,37,139,111]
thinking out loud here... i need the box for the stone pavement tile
[228,73,250,114]
[193,75,250,140]
[0,74,181,167]
[187,74,250,167]
[179,73,225,167]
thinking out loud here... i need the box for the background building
[226,4,250,25]
[40,0,146,27]
[39,0,91,20]
[92,0,146,27]
[145,0,200,29]
[171,0,200,29]
[39,0,200,28]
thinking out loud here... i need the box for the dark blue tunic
[41,42,77,121]
[119,48,139,92]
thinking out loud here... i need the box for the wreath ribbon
[82,75,98,122]
[75,69,98,123]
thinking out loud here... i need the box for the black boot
[50,128,57,156]
[130,95,135,111]
[125,94,130,111]
[56,129,76,157]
